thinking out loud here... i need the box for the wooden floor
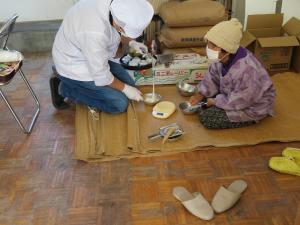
[0,52,299,225]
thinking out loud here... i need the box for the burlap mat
[75,72,300,162]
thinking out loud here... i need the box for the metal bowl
[143,93,162,106]
[176,81,197,97]
[179,101,199,115]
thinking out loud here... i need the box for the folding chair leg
[0,69,40,134]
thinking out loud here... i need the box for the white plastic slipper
[172,186,214,220]
[211,180,247,213]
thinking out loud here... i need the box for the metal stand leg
[0,69,40,134]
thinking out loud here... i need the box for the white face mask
[206,45,219,61]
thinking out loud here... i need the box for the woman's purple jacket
[198,47,276,122]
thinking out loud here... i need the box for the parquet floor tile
[0,53,299,225]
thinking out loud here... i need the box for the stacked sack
[147,0,171,15]
[158,0,227,55]
[145,0,174,44]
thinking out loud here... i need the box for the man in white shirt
[51,0,154,113]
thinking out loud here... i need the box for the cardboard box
[127,53,208,86]
[283,17,300,73]
[240,31,256,52]
[242,14,299,72]
[161,46,206,56]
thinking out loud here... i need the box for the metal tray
[148,123,184,142]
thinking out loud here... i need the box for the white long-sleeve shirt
[52,0,120,86]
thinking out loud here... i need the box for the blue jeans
[58,61,135,114]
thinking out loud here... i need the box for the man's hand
[189,92,204,105]
[129,40,148,54]
[122,84,143,101]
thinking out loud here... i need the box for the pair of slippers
[172,180,247,220]
[269,147,300,176]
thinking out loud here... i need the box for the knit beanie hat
[204,18,243,54]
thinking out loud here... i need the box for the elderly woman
[190,18,276,129]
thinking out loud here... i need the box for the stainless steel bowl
[176,81,197,97]
[179,101,200,115]
[143,93,162,105]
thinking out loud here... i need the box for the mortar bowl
[176,81,197,97]
[179,101,200,115]
[143,93,162,106]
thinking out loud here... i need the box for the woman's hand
[189,92,204,105]
[199,73,205,80]
[206,98,216,107]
